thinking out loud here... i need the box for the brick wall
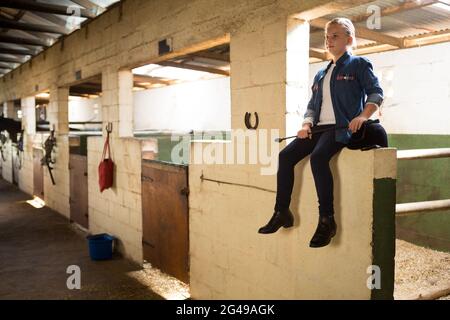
[88,136,143,264]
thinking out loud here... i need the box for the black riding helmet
[347,119,388,150]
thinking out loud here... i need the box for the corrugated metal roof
[0,0,120,77]
[310,0,450,54]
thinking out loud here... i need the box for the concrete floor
[0,178,163,300]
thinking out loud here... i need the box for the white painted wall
[68,96,102,122]
[1,140,13,183]
[308,41,450,135]
[189,143,397,299]
[133,77,231,132]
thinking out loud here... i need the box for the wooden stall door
[69,154,89,228]
[141,161,189,283]
[33,148,44,198]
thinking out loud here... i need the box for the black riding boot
[309,215,337,248]
[258,208,294,234]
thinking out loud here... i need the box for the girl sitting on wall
[258,18,388,247]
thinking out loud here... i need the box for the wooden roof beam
[294,0,376,21]
[191,51,230,62]
[158,61,230,76]
[405,29,450,47]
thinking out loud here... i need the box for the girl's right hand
[297,124,312,139]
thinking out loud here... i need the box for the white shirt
[302,64,337,127]
[317,64,336,126]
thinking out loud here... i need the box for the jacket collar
[326,51,352,69]
[318,51,352,80]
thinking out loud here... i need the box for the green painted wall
[372,178,396,300]
[389,134,450,253]
[135,131,230,165]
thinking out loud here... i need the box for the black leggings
[274,125,345,216]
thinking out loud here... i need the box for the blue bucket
[87,233,115,260]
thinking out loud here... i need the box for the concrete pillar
[48,87,69,134]
[230,20,285,134]
[19,96,36,196]
[92,66,144,264]
[286,18,310,138]
[101,66,119,136]
[44,87,70,218]
[118,70,134,138]
[230,17,310,139]
[1,140,13,183]
[101,68,134,138]
[21,96,36,135]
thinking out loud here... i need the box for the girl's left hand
[349,116,368,133]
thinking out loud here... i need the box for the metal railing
[396,148,450,215]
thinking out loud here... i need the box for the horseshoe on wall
[244,112,259,130]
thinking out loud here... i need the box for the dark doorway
[69,137,89,229]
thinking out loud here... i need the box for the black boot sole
[309,238,332,248]
[309,230,336,248]
[258,221,294,234]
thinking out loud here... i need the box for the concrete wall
[189,144,397,299]
[133,77,230,132]
[87,136,143,263]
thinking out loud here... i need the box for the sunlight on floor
[127,263,190,300]
[26,196,45,209]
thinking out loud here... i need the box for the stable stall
[67,76,103,229]
[133,44,231,283]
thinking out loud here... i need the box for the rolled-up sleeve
[360,58,384,107]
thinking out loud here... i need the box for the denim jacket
[304,51,384,144]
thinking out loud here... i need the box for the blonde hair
[325,18,357,51]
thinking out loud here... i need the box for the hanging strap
[101,131,111,161]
